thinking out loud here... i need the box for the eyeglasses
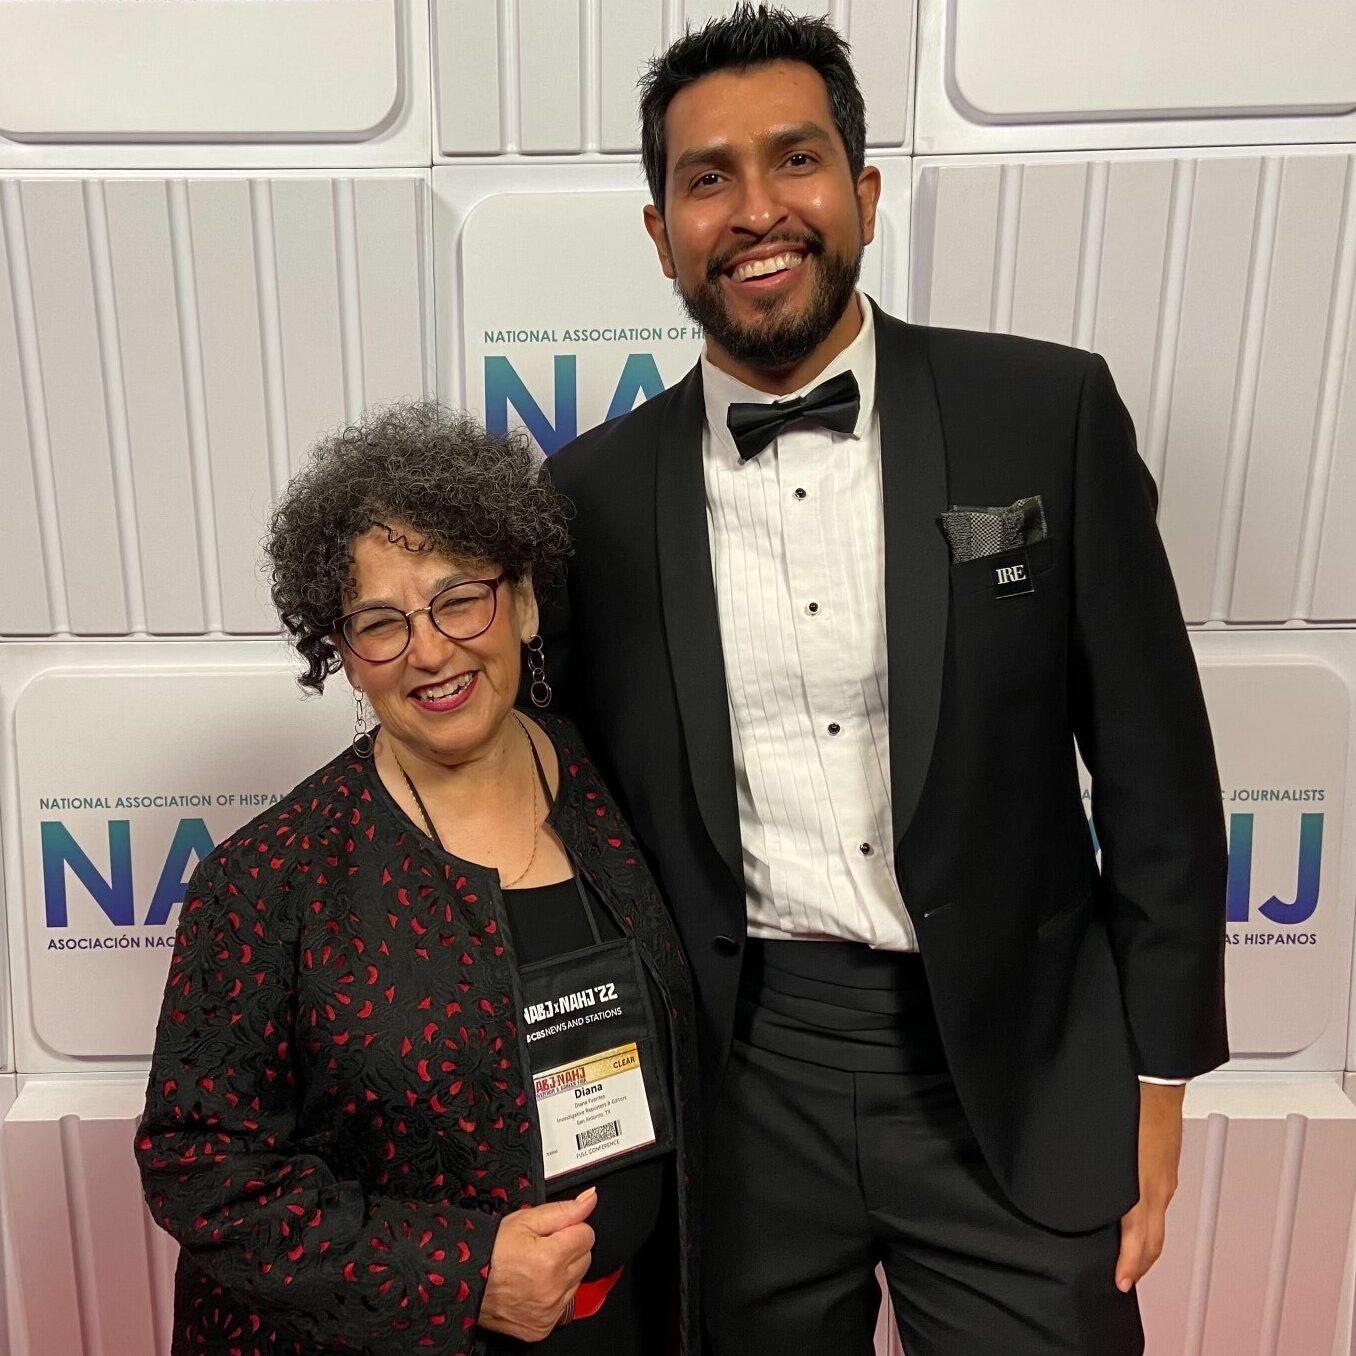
[335,574,508,663]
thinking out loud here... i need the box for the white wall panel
[433,160,910,445]
[271,179,349,476]
[0,173,433,640]
[0,0,430,170]
[1078,633,1356,1074]
[520,0,586,155]
[13,180,131,635]
[1229,157,1350,623]
[912,149,1356,625]
[1153,157,1260,628]
[1314,239,1356,626]
[0,642,355,1075]
[187,180,284,633]
[0,190,58,636]
[355,177,433,415]
[1088,159,1173,451]
[1192,640,1354,1073]
[1006,162,1084,343]
[434,0,915,161]
[103,181,207,635]
[598,1,663,154]
[433,1,504,157]
[916,0,1356,154]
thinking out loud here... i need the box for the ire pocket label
[989,547,1035,598]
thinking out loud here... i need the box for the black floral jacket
[135,712,700,1355]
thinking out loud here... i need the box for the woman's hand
[479,1187,598,1341]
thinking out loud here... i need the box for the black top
[502,876,667,1278]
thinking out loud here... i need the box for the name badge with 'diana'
[520,934,673,1187]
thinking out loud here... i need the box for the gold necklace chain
[501,717,542,887]
[391,715,542,885]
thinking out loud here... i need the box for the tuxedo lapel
[654,366,744,894]
[873,303,951,851]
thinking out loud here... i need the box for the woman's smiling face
[336,523,538,768]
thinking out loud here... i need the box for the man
[541,6,1228,1353]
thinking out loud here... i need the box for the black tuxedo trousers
[541,306,1228,1311]
[706,945,1144,1354]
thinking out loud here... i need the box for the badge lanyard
[394,723,674,1187]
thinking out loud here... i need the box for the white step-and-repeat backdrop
[1,3,1355,1354]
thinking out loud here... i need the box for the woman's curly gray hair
[265,401,571,693]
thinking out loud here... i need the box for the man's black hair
[639,3,866,212]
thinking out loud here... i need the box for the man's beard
[674,230,863,372]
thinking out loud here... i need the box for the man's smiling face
[644,58,879,379]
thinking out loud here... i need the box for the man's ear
[855,165,882,249]
[643,204,677,280]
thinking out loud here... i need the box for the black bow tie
[726,369,861,462]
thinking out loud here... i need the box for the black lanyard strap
[399,763,443,849]
[573,873,604,945]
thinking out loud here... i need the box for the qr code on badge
[576,1119,621,1151]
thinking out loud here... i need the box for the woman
[135,403,699,1356]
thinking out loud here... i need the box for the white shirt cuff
[1137,1075,1189,1086]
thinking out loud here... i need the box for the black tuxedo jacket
[541,302,1228,1232]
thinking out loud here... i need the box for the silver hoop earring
[351,689,375,759]
[526,635,552,709]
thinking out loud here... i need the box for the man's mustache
[704,232,826,284]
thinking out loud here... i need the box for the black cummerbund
[735,939,949,1074]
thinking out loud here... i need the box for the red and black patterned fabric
[135,712,700,1355]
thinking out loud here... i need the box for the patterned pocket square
[938,495,1048,563]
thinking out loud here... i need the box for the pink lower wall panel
[3,1078,1354,1356]
[1,1074,19,1356]
[1140,1081,1356,1356]
[2,1078,176,1356]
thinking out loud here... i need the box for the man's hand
[479,1187,598,1341]
[1116,1082,1185,1292]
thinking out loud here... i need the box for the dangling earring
[352,688,375,758]
[526,635,552,708]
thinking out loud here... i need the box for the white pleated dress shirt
[700,298,919,951]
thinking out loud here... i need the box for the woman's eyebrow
[430,572,471,592]
[346,573,471,611]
